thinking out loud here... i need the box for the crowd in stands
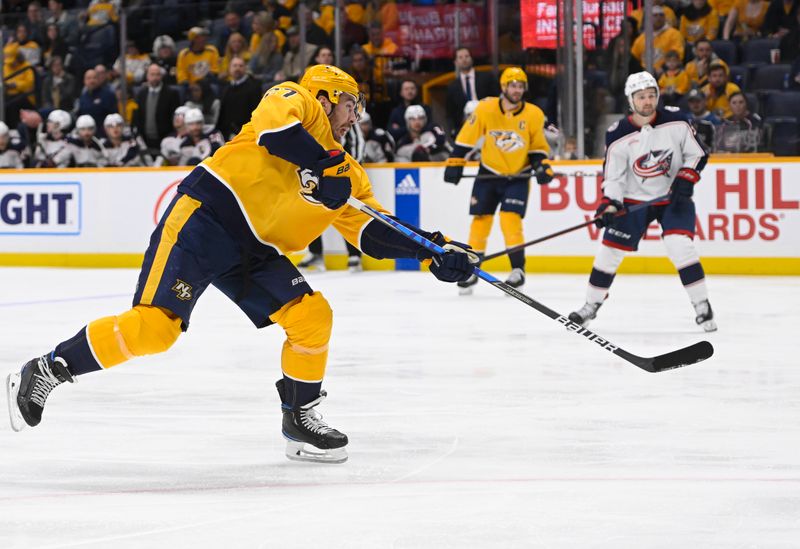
[4,0,800,167]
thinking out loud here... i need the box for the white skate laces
[29,357,65,408]
[299,396,334,435]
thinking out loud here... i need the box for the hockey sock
[663,234,709,304]
[468,215,494,254]
[500,212,525,270]
[586,245,625,303]
[277,375,323,408]
[269,292,332,387]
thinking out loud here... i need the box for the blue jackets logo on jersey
[632,149,673,179]
[488,130,525,153]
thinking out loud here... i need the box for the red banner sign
[521,0,630,50]
[388,4,487,59]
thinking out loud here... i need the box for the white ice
[1,267,799,549]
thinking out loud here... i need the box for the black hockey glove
[308,150,351,210]
[532,159,555,185]
[670,168,699,209]
[418,233,480,283]
[594,197,625,228]
[443,157,466,185]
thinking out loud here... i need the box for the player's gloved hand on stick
[532,158,555,185]
[670,168,699,209]
[310,150,351,210]
[443,157,466,185]
[418,233,480,283]
[594,196,625,228]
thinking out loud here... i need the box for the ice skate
[7,353,74,432]
[504,268,525,291]
[457,274,478,295]
[347,255,362,273]
[277,380,348,464]
[297,253,326,272]
[568,302,602,327]
[693,300,717,332]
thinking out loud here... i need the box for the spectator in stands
[134,63,182,151]
[685,39,728,87]
[215,10,249,52]
[220,32,251,79]
[77,68,117,135]
[249,31,283,87]
[686,89,722,152]
[701,62,741,117]
[46,0,80,47]
[659,50,691,106]
[316,0,336,36]
[631,0,678,30]
[716,91,764,151]
[16,109,44,165]
[22,1,46,46]
[184,80,221,127]
[217,56,263,139]
[763,0,799,37]
[42,23,68,68]
[177,27,220,86]
[347,48,375,112]
[723,0,769,40]
[94,64,110,88]
[116,85,138,126]
[311,45,334,66]
[779,9,800,60]
[102,113,146,167]
[680,0,720,45]
[113,41,151,86]
[445,47,498,138]
[605,16,642,111]
[0,121,25,169]
[250,12,285,57]
[69,115,106,167]
[84,0,119,28]
[362,21,407,126]
[387,79,432,141]
[301,5,333,47]
[160,106,189,166]
[41,55,77,112]
[152,35,178,86]
[34,109,72,167]
[395,105,450,162]
[177,108,224,166]
[277,26,317,82]
[264,0,293,31]
[359,111,395,163]
[14,24,42,67]
[2,42,36,129]
[631,5,685,74]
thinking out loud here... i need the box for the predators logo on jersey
[488,130,525,153]
[297,168,322,205]
[632,149,673,179]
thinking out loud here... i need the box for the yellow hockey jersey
[454,97,549,176]
[201,81,386,254]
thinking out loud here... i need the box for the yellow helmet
[500,67,528,89]
[300,64,363,114]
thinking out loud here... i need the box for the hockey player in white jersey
[34,109,73,168]
[69,115,107,167]
[177,108,224,166]
[568,72,717,332]
[102,114,147,166]
[158,106,189,166]
[0,122,25,169]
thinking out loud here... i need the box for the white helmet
[173,105,189,122]
[360,110,372,124]
[0,121,8,136]
[624,71,659,112]
[47,109,72,132]
[76,115,96,130]
[463,99,479,118]
[104,113,125,127]
[404,104,426,122]
[184,107,204,125]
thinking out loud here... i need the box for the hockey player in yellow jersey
[7,65,478,464]
[443,66,554,295]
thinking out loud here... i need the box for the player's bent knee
[118,305,182,356]
[272,292,333,350]
[663,234,700,268]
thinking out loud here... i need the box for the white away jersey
[602,108,708,202]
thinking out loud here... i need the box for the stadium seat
[728,65,750,89]
[745,92,760,115]
[764,116,799,156]
[711,40,738,65]
[763,90,800,117]
[751,64,791,90]
[740,38,780,66]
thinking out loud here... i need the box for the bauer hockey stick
[482,194,672,262]
[347,196,713,373]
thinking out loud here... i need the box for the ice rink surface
[0,267,798,549]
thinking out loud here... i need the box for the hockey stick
[347,196,713,373]
[460,171,603,180]
[482,194,671,261]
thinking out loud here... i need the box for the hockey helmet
[0,121,8,136]
[47,109,72,132]
[173,105,189,122]
[360,110,372,124]
[463,99,479,118]
[300,64,364,116]
[500,67,528,89]
[104,113,125,127]
[624,71,659,111]
[184,108,204,125]
[404,104,427,121]
[76,115,96,130]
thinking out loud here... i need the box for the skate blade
[285,440,348,464]
[699,319,718,332]
[6,373,25,432]
[458,286,474,296]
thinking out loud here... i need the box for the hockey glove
[594,197,625,228]
[418,233,480,283]
[308,150,351,210]
[532,159,555,185]
[670,168,699,209]
[443,157,466,185]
